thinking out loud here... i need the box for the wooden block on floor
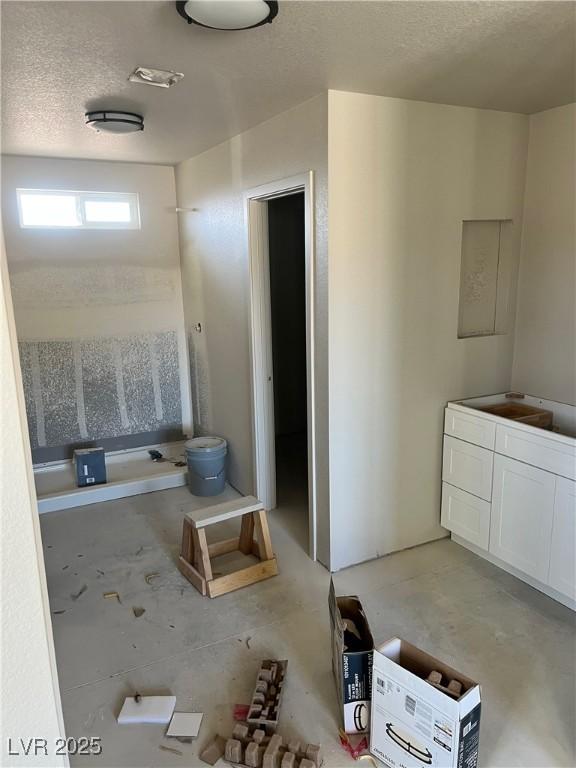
[208,536,240,558]
[207,558,278,598]
[239,512,255,555]
[254,508,274,560]
[178,498,278,598]
[181,518,194,561]
[178,556,207,596]
[192,527,213,580]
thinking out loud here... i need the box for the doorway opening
[268,192,308,552]
[246,173,316,559]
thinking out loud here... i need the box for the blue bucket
[185,437,227,497]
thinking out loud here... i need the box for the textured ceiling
[1,1,574,165]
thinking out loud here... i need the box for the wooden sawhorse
[178,496,278,598]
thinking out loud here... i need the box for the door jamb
[244,172,317,560]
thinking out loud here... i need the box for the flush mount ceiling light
[129,66,184,88]
[176,0,278,30]
[85,111,144,134]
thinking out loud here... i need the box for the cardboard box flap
[330,579,374,653]
[328,578,343,632]
[458,682,482,717]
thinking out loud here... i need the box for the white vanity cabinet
[441,393,576,609]
[441,482,490,549]
[490,454,555,583]
[442,436,493,501]
[548,477,576,601]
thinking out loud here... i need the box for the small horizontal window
[16,189,140,230]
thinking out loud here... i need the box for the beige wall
[328,91,528,570]
[512,104,576,405]
[1,230,68,766]
[3,157,186,344]
[1,157,192,453]
[175,95,330,564]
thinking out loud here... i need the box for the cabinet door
[441,482,491,550]
[548,477,576,600]
[442,436,493,501]
[490,455,555,582]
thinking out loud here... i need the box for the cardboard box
[329,579,374,734]
[73,447,107,487]
[370,638,481,768]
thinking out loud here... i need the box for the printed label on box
[340,649,373,732]
[372,673,457,767]
[344,700,370,733]
[457,704,481,768]
[370,640,481,768]
[329,580,374,734]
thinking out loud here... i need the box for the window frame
[16,188,141,230]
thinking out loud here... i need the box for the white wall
[1,157,192,453]
[3,157,186,344]
[512,103,576,405]
[175,95,330,565]
[1,229,68,767]
[328,91,528,570]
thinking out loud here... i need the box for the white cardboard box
[370,639,481,768]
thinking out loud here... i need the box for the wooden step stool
[178,496,278,598]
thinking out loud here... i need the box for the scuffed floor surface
[41,486,575,767]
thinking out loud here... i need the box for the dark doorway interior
[267,192,308,545]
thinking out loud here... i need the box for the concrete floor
[41,485,575,768]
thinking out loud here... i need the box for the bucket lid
[185,436,227,453]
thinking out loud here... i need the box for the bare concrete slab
[39,485,576,768]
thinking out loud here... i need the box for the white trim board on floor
[35,441,188,514]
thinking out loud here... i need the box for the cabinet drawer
[490,454,555,582]
[441,483,490,550]
[444,408,496,450]
[548,477,576,600]
[442,435,494,501]
[495,424,576,480]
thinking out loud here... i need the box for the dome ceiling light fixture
[176,0,278,30]
[85,110,144,134]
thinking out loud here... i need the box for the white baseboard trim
[452,534,575,612]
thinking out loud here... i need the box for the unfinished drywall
[1,156,191,461]
[1,230,68,766]
[512,103,576,405]
[328,91,528,570]
[176,94,330,564]
[17,331,182,461]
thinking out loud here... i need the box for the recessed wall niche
[458,219,513,338]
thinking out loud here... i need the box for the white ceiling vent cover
[129,67,184,88]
